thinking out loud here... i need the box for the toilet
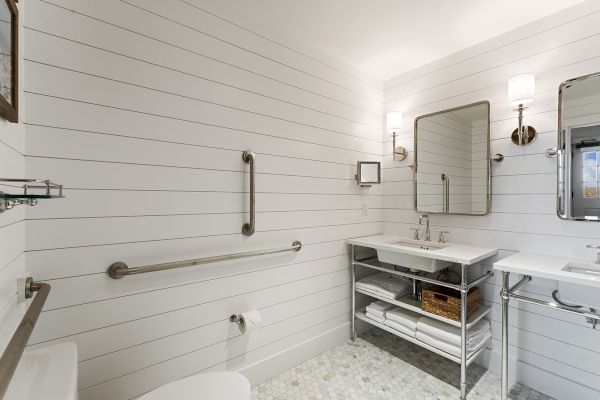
[138,371,251,400]
[5,342,78,400]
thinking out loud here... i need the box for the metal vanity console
[348,235,498,400]
[493,252,600,400]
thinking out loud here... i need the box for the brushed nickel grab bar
[441,174,450,213]
[108,240,302,279]
[0,278,50,399]
[242,151,255,236]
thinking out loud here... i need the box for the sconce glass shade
[508,74,535,106]
[386,112,403,133]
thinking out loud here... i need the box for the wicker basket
[421,285,480,321]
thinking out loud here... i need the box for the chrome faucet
[587,244,600,264]
[419,214,430,242]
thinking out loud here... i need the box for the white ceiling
[222,0,587,81]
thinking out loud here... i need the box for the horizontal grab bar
[0,278,50,400]
[108,241,302,279]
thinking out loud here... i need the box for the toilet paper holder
[229,314,243,325]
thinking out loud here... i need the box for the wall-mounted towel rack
[0,278,50,399]
[108,241,302,279]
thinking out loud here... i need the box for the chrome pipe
[351,245,357,342]
[508,275,532,294]
[0,278,50,399]
[242,151,255,236]
[459,264,467,400]
[108,241,302,279]
[466,271,494,290]
[352,261,462,290]
[509,293,600,320]
[500,271,510,400]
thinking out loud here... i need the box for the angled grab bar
[108,241,302,279]
[0,278,50,399]
[242,151,255,236]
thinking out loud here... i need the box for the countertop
[493,252,600,289]
[347,235,498,265]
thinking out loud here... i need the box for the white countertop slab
[493,252,600,289]
[346,235,498,265]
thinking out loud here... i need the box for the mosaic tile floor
[252,329,554,400]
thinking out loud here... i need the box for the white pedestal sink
[346,235,499,272]
[376,239,451,272]
[559,262,600,309]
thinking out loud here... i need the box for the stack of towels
[415,317,491,358]
[355,273,411,300]
[363,300,491,358]
[365,300,394,324]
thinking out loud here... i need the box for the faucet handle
[438,230,450,244]
[409,228,420,240]
[587,244,600,249]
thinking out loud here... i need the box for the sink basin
[558,262,600,309]
[376,238,452,273]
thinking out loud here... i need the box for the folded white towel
[416,330,491,358]
[365,312,386,324]
[365,307,386,319]
[386,307,422,331]
[356,273,411,300]
[417,318,490,347]
[358,287,398,300]
[365,301,394,319]
[383,319,416,338]
[368,300,395,312]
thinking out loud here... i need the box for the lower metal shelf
[355,311,488,366]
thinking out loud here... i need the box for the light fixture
[508,73,537,145]
[386,112,407,161]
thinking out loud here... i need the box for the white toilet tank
[4,342,78,400]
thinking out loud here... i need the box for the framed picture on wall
[0,0,18,123]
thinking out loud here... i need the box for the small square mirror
[356,161,381,187]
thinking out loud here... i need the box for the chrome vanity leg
[351,245,357,342]
[460,263,468,400]
[501,271,510,400]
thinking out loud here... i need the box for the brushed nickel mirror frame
[0,0,19,123]
[557,71,600,221]
[414,100,491,216]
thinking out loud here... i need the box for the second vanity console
[347,234,498,400]
[493,252,600,400]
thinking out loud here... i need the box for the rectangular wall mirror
[558,72,600,221]
[414,101,490,215]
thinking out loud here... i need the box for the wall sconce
[508,73,537,145]
[356,161,381,187]
[386,112,408,161]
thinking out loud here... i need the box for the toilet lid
[139,372,251,400]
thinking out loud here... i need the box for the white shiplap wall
[21,0,382,399]
[0,0,26,356]
[383,1,600,399]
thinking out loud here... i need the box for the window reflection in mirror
[559,73,600,221]
[414,101,490,215]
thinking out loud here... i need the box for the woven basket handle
[434,293,449,302]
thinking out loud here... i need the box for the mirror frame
[356,161,381,187]
[557,71,600,221]
[0,0,18,123]
[413,100,491,216]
